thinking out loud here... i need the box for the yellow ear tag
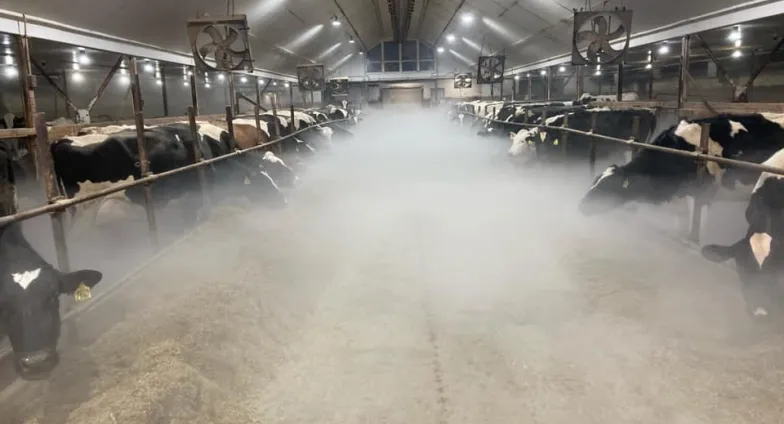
[74,283,92,302]
[553,138,559,146]
[622,179,629,188]
[244,176,251,185]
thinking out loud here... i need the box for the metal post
[546,67,553,100]
[689,123,711,243]
[576,66,585,99]
[225,106,235,151]
[270,92,283,155]
[589,112,598,176]
[562,113,569,160]
[500,78,504,99]
[228,74,238,116]
[631,115,640,156]
[15,34,38,179]
[32,113,70,272]
[61,71,70,119]
[129,57,159,250]
[490,83,494,100]
[527,74,532,100]
[289,83,296,129]
[677,35,691,114]
[616,63,624,101]
[189,67,199,116]
[648,64,654,100]
[187,106,211,206]
[160,67,169,117]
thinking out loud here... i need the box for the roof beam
[0,9,297,81]
[434,0,465,47]
[505,0,784,75]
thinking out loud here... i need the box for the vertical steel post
[677,36,691,114]
[561,113,569,160]
[15,34,38,179]
[228,74,238,116]
[187,106,211,206]
[189,67,199,116]
[546,67,553,100]
[689,123,711,243]
[576,66,585,99]
[589,113,598,177]
[33,113,70,272]
[270,91,283,155]
[631,115,640,156]
[648,65,654,100]
[160,67,169,116]
[129,57,159,250]
[289,83,296,129]
[527,74,532,100]
[616,63,624,101]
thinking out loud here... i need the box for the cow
[576,92,640,104]
[507,108,656,160]
[0,141,104,380]
[50,122,287,228]
[579,114,784,216]
[700,147,784,318]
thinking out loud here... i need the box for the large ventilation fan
[186,15,254,72]
[297,65,326,91]
[328,78,349,96]
[571,8,632,66]
[477,55,505,84]
[454,73,473,89]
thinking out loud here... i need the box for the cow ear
[59,270,103,294]
[509,132,516,140]
[701,244,736,263]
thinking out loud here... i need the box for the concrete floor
[4,109,784,423]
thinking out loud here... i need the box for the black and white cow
[508,108,656,160]
[579,114,784,216]
[700,148,784,318]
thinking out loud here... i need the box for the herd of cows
[0,103,361,380]
[450,97,784,319]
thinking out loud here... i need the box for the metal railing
[458,108,784,244]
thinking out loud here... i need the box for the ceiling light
[461,13,474,24]
[284,82,290,87]
[188,70,193,76]
[349,37,355,44]
[645,63,652,69]
[184,81,189,87]
[526,73,530,77]
[331,17,341,27]
[120,68,127,75]
[437,46,445,53]
[144,62,154,72]
[258,79,265,84]
[558,66,566,72]
[119,75,130,84]
[540,69,546,76]
[359,51,364,55]
[732,50,742,58]
[156,79,162,86]
[217,73,225,81]
[240,76,248,83]
[595,70,601,76]
[1,37,9,46]
[273,81,278,86]
[446,34,455,43]
[728,26,741,41]
[514,74,520,80]
[72,72,84,82]
[734,39,742,47]
[4,66,17,78]
[658,42,670,55]
[205,83,211,89]
[3,56,11,65]
[72,63,80,70]
[78,49,89,65]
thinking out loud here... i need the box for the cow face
[0,266,102,379]
[315,126,333,143]
[507,129,542,156]
[579,165,634,215]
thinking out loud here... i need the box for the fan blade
[576,31,601,43]
[224,29,238,46]
[199,43,218,57]
[606,26,626,40]
[203,26,225,43]
[594,16,608,35]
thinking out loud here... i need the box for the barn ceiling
[0,0,775,76]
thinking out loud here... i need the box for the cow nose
[17,349,58,376]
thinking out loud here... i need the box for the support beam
[15,33,38,178]
[30,57,78,114]
[546,66,553,100]
[87,55,123,113]
[160,66,169,116]
[576,66,584,98]
[189,67,199,116]
[740,36,784,102]
[677,34,690,112]
[616,63,624,101]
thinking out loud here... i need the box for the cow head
[700,176,784,317]
[315,126,333,143]
[579,165,637,215]
[0,248,102,379]
[507,129,542,157]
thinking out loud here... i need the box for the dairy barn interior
[4,0,784,422]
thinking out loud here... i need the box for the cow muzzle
[16,348,59,379]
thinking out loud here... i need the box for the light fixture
[184,81,189,87]
[119,75,130,84]
[217,73,225,81]
[461,12,474,24]
[514,74,520,80]
[73,72,84,82]
[331,16,341,27]
[3,56,11,65]
[359,51,364,55]
[240,76,248,83]
[156,79,162,86]
[728,26,741,41]
[273,81,278,86]
[732,50,742,58]
[349,37,355,44]
[205,83,211,89]
[1,37,9,46]
[258,79,265,84]
[284,82,290,87]
[144,62,154,72]
[540,69,546,76]
[4,66,17,78]
[437,46,445,53]
[72,63,80,70]
[734,39,742,48]
[78,48,89,65]
[558,66,566,72]
[595,70,601,76]
[120,68,127,75]
[446,34,456,43]
[188,70,193,76]
[658,42,670,55]
[645,63,652,69]
[526,73,530,77]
